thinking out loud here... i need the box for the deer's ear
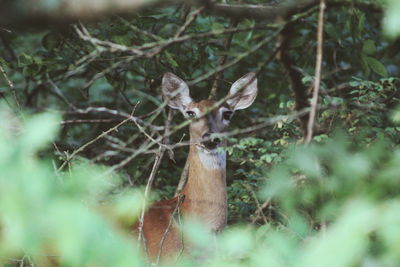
[162,73,193,111]
[226,72,258,110]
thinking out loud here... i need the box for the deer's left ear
[226,72,258,110]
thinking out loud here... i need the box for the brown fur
[133,144,227,263]
[133,197,183,262]
[133,103,228,263]
[180,146,227,231]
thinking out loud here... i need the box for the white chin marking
[197,146,226,170]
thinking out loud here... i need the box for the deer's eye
[222,111,233,120]
[186,111,196,118]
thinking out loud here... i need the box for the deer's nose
[202,132,220,142]
[202,133,221,150]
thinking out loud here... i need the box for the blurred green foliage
[384,0,400,37]
[0,0,400,266]
[0,107,144,266]
[2,106,400,266]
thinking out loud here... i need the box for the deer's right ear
[162,73,193,111]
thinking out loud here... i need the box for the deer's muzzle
[202,133,221,150]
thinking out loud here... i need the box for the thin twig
[117,16,164,42]
[71,106,164,131]
[174,7,205,38]
[60,118,120,125]
[137,145,165,256]
[242,183,269,225]
[74,23,145,56]
[106,139,156,173]
[251,198,271,225]
[209,19,239,99]
[137,24,276,51]
[131,115,170,150]
[0,63,20,109]
[175,159,189,196]
[156,194,185,265]
[305,0,325,144]
[58,107,137,171]
[189,5,317,87]
[188,27,283,86]
[137,106,173,253]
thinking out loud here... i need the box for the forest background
[1,0,400,266]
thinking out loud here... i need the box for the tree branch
[205,0,319,21]
[208,19,239,99]
[0,0,177,30]
[0,0,382,30]
[305,0,326,144]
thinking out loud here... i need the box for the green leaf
[349,81,360,87]
[362,40,376,55]
[360,54,371,77]
[111,35,131,46]
[211,22,224,31]
[163,50,178,68]
[22,64,40,77]
[19,53,33,66]
[0,57,7,66]
[358,13,366,33]
[364,56,388,77]
[33,56,42,65]
[325,24,339,44]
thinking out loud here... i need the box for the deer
[134,72,258,263]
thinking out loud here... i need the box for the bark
[0,0,381,30]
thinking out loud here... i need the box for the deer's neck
[180,145,227,231]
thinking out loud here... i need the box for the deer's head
[162,72,257,152]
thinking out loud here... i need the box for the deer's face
[184,100,233,151]
[162,72,258,152]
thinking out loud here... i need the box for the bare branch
[174,7,205,38]
[137,145,165,252]
[175,159,189,196]
[0,0,178,29]
[156,194,185,264]
[57,107,137,171]
[205,0,318,21]
[305,0,326,144]
[208,19,238,99]
[0,0,382,30]
[0,63,20,109]
[137,107,174,255]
